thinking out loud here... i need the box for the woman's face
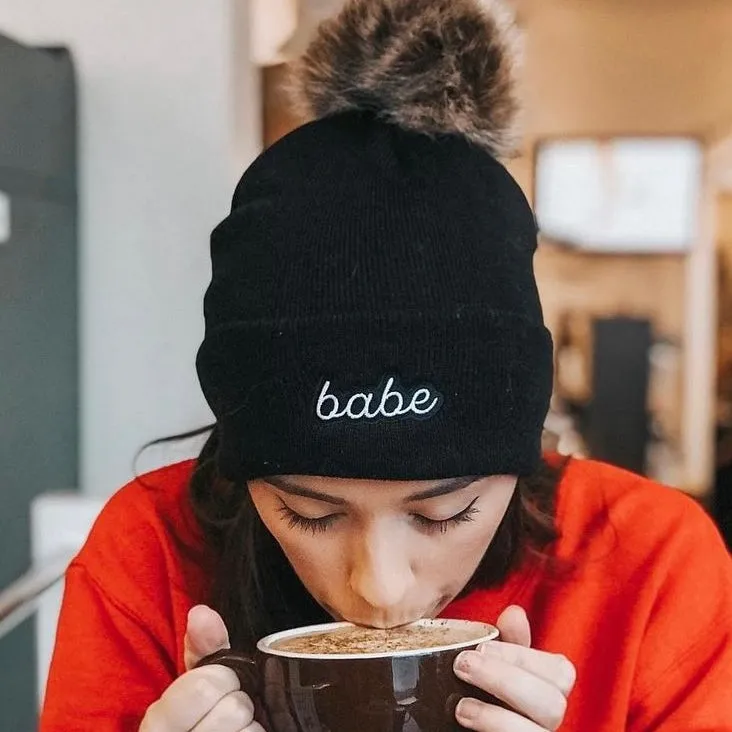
[248,473,517,629]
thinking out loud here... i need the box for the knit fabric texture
[196,111,553,481]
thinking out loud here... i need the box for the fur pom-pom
[289,0,523,158]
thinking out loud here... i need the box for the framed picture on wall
[533,136,703,253]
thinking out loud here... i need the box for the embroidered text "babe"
[316,377,442,422]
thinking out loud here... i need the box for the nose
[348,522,415,618]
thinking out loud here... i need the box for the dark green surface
[0,35,78,731]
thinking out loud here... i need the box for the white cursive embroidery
[316,377,442,422]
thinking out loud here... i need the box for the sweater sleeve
[37,469,201,732]
[627,498,732,731]
[39,562,177,732]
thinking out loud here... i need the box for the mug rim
[257,618,499,660]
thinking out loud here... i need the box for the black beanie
[196,0,554,482]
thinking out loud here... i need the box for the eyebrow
[263,475,478,505]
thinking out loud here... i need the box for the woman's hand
[453,606,576,731]
[139,605,264,732]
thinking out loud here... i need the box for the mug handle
[196,649,260,700]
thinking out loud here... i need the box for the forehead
[262,474,498,505]
[280,475,447,493]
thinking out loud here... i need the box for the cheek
[277,528,342,586]
[424,525,492,582]
[420,507,511,590]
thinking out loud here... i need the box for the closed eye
[411,496,480,534]
[276,502,343,535]
[276,497,480,536]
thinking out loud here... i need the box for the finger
[476,641,577,697]
[454,651,568,730]
[456,698,548,732]
[191,690,255,732]
[240,723,267,732]
[496,605,531,647]
[185,605,231,670]
[148,665,241,732]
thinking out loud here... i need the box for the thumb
[496,605,532,648]
[184,604,230,671]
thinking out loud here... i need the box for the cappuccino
[271,622,486,655]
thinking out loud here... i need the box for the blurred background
[1,0,731,728]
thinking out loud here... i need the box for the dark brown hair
[182,426,565,652]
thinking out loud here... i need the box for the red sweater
[40,458,732,731]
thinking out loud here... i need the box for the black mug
[198,618,500,732]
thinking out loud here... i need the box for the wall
[517,0,732,141]
[718,195,732,287]
[0,0,261,495]
[717,193,732,411]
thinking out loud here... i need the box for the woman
[40,0,732,729]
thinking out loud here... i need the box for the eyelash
[276,497,480,536]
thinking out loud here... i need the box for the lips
[321,596,451,628]
[327,607,440,629]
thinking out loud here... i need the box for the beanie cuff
[197,311,553,481]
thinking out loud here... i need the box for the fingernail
[456,698,480,723]
[477,640,499,654]
[453,651,473,675]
